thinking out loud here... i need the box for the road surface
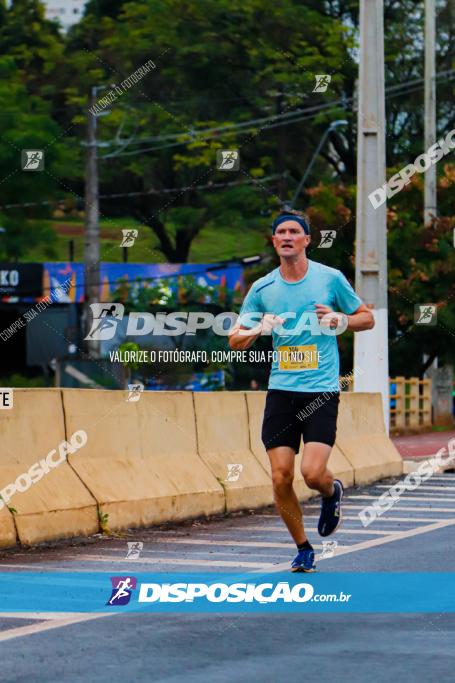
[0,472,454,683]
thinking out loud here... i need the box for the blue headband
[271,213,310,235]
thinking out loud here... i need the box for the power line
[100,68,455,158]
[0,173,286,210]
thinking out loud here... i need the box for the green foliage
[0,0,454,377]
[0,373,49,388]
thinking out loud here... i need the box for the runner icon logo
[126,542,143,559]
[21,150,45,171]
[226,464,243,482]
[85,303,125,340]
[106,576,137,606]
[126,382,144,402]
[317,230,336,248]
[120,229,138,247]
[216,150,240,171]
[320,540,338,559]
[313,75,331,92]
[414,304,437,326]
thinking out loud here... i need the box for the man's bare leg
[300,441,334,496]
[267,446,307,545]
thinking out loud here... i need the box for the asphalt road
[0,473,454,683]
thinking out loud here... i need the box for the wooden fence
[389,376,432,430]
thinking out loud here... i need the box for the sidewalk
[392,430,455,459]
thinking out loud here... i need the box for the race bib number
[277,345,319,371]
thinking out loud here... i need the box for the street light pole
[353,0,390,432]
[424,0,437,226]
[289,119,348,208]
[84,86,101,358]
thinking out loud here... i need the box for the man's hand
[315,303,375,332]
[315,304,347,331]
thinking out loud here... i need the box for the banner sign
[0,263,43,301]
[43,262,244,304]
[1,572,454,614]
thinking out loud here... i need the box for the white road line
[0,613,71,621]
[375,484,455,492]
[349,495,455,503]
[305,504,455,513]
[198,526,395,536]
[205,514,448,524]
[425,477,455,481]
[70,555,276,568]
[0,613,112,644]
[102,539,323,550]
[257,518,455,573]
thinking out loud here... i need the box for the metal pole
[353,0,390,432]
[289,120,347,208]
[84,86,100,358]
[424,0,437,226]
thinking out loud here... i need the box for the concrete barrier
[336,392,403,484]
[63,389,224,531]
[245,391,353,496]
[1,388,402,547]
[194,392,274,511]
[0,389,98,545]
[0,508,17,549]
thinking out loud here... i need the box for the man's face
[272,220,310,258]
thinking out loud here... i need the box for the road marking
[0,613,112,643]
[349,494,455,503]
[0,612,70,620]
[63,555,276,569]
[113,538,322,550]
[305,504,455,513]
[233,514,448,523]
[203,526,395,535]
[256,518,455,573]
[425,477,455,481]
[375,484,455,492]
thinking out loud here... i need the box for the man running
[228,210,374,572]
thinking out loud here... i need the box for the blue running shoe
[318,479,344,537]
[291,548,316,572]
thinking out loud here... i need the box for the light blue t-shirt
[238,260,362,392]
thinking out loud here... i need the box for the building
[41,0,88,31]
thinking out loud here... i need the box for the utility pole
[424,0,437,226]
[84,86,100,358]
[353,0,390,431]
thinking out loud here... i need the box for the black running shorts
[261,389,340,452]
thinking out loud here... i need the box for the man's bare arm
[315,303,374,332]
[346,303,375,331]
[228,314,285,350]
